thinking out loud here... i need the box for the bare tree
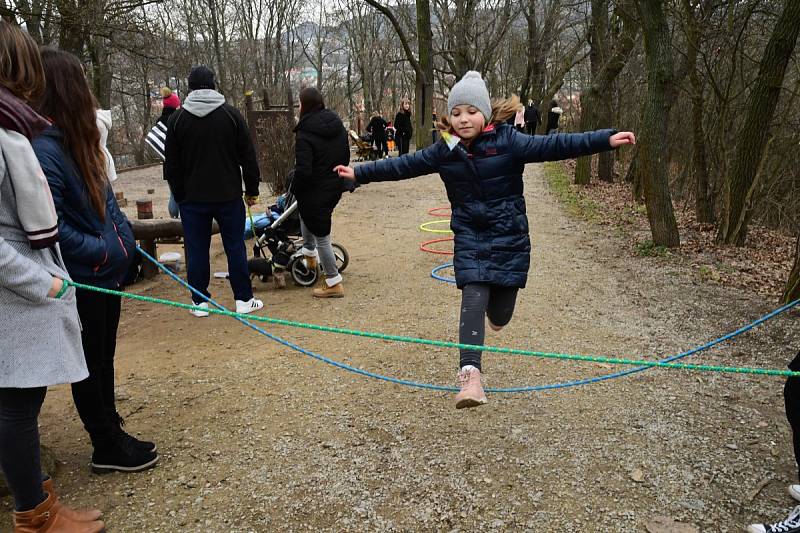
[717,0,800,245]
[636,0,680,246]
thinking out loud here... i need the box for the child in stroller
[245,180,349,287]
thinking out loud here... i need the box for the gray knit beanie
[447,71,492,122]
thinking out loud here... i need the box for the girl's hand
[334,165,356,181]
[47,277,64,298]
[610,131,636,148]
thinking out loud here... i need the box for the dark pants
[0,387,47,511]
[72,289,122,449]
[396,132,411,155]
[458,283,519,370]
[525,123,536,135]
[180,199,253,304]
[785,351,800,480]
[374,137,388,157]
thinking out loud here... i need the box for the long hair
[37,48,107,220]
[436,95,522,134]
[0,21,44,103]
[299,86,325,118]
[397,98,411,115]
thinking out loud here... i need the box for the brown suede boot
[303,253,318,271]
[312,282,344,298]
[13,490,105,533]
[42,478,102,522]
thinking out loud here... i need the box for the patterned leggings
[458,283,519,370]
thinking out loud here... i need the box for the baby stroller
[349,129,380,161]
[246,180,349,287]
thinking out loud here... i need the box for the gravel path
[2,163,798,532]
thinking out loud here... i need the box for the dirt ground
[3,162,799,532]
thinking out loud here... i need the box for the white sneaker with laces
[789,485,800,502]
[747,505,800,533]
[236,298,264,314]
[189,302,209,318]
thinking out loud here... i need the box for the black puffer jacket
[291,108,350,236]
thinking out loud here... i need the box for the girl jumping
[335,71,635,409]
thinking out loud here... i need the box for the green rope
[64,279,800,377]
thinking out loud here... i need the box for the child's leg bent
[459,284,490,370]
[486,286,519,329]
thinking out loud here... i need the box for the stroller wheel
[290,258,318,287]
[332,243,349,273]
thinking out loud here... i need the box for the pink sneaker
[487,319,503,332]
[454,368,488,409]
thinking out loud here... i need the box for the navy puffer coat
[355,123,616,288]
[33,127,135,289]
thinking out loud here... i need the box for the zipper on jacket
[112,222,129,259]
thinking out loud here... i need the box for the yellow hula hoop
[419,219,453,234]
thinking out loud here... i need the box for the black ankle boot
[113,412,157,453]
[91,434,159,474]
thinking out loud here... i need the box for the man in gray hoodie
[164,65,263,316]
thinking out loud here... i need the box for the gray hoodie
[183,89,226,118]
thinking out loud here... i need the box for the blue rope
[428,259,799,389]
[136,246,796,393]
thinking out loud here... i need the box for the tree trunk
[574,0,608,185]
[56,0,85,55]
[717,0,800,245]
[681,0,714,223]
[636,0,680,247]
[574,95,592,184]
[689,66,713,223]
[89,36,112,109]
[208,0,226,93]
[415,0,434,149]
[784,236,800,304]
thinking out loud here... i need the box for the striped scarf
[0,128,58,248]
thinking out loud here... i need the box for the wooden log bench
[130,219,219,279]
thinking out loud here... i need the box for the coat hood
[96,109,112,131]
[295,108,344,138]
[183,89,226,118]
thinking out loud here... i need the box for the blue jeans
[180,199,253,304]
[168,193,180,219]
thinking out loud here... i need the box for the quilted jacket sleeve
[510,128,616,163]
[355,143,442,184]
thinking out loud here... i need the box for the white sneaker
[790,485,800,502]
[747,505,800,532]
[236,298,264,314]
[190,302,210,318]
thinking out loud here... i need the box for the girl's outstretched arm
[336,143,443,185]
[509,128,634,163]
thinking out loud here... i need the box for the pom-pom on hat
[188,65,216,90]
[162,91,181,109]
[447,71,491,122]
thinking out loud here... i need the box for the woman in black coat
[292,87,350,297]
[393,98,413,155]
[367,112,388,157]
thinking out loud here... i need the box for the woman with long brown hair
[33,48,158,475]
[0,23,105,531]
[292,87,351,297]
